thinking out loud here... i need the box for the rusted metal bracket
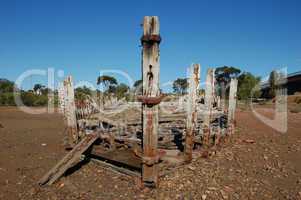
[141,34,161,45]
[141,150,166,166]
[142,155,160,166]
[203,125,210,146]
[137,94,165,106]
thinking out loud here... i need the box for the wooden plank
[141,16,160,187]
[91,147,141,170]
[89,114,127,128]
[125,111,223,125]
[39,134,99,185]
[184,64,200,161]
[91,158,141,178]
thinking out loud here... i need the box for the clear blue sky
[0,0,300,90]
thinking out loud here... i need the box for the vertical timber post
[64,76,79,149]
[215,94,222,146]
[185,64,200,162]
[228,78,238,136]
[220,82,226,113]
[217,96,221,110]
[141,16,161,187]
[203,68,215,146]
[58,82,65,114]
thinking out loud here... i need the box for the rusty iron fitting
[232,119,237,126]
[142,155,160,166]
[203,125,210,132]
[137,94,165,106]
[140,34,161,45]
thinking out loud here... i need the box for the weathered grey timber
[184,64,200,161]
[228,78,238,135]
[58,82,65,114]
[141,16,161,187]
[64,76,78,146]
[203,68,215,145]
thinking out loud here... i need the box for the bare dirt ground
[0,106,301,200]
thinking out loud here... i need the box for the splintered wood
[141,16,161,187]
[185,64,200,161]
[75,97,97,120]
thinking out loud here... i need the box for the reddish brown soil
[0,106,300,200]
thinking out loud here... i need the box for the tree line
[0,76,135,107]
[0,68,281,106]
[0,79,56,106]
[172,66,279,102]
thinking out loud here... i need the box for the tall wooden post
[141,16,161,187]
[185,64,200,162]
[64,76,78,149]
[203,68,215,146]
[228,78,238,135]
[58,82,65,114]
[217,96,221,109]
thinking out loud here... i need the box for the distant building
[261,71,301,97]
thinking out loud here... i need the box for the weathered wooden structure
[39,16,238,188]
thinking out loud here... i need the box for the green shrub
[0,93,16,106]
[33,95,48,106]
[21,92,36,106]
